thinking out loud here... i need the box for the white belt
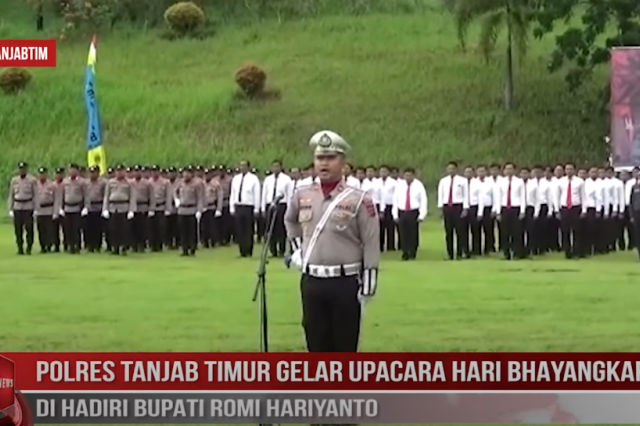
[306,262,361,279]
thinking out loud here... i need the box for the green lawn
[3,221,640,354]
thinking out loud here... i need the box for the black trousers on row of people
[13,210,34,251]
[443,203,467,259]
[380,205,396,252]
[398,209,420,259]
[467,206,494,255]
[300,274,361,352]
[266,203,287,256]
[234,205,255,257]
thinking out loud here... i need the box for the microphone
[269,194,285,209]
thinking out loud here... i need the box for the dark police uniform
[165,168,180,249]
[84,166,106,252]
[174,168,204,256]
[52,168,66,252]
[149,166,171,252]
[131,166,155,252]
[7,162,37,254]
[57,165,86,254]
[630,179,640,260]
[102,165,137,255]
[285,131,380,352]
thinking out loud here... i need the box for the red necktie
[566,178,573,208]
[448,178,454,206]
[506,178,512,208]
[405,182,411,210]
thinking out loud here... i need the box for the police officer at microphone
[284,130,380,353]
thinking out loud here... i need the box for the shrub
[163,2,205,36]
[59,0,118,40]
[235,65,267,98]
[0,68,33,95]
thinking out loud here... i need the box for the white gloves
[81,208,88,216]
[148,211,155,217]
[357,291,373,307]
[165,211,171,216]
[8,210,13,218]
[127,211,134,220]
[174,199,181,208]
[195,211,202,220]
[214,210,222,218]
[290,249,302,269]
[102,210,109,219]
[59,209,65,217]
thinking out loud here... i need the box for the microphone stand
[252,199,281,426]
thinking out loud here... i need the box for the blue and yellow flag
[84,35,107,175]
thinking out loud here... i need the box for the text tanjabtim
[0,40,57,67]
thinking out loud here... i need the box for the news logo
[0,355,32,426]
[0,40,57,67]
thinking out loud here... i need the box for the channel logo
[0,355,32,426]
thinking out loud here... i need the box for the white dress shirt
[613,177,625,213]
[468,178,481,207]
[625,179,636,207]
[584,178,603,213]
[361,178,382,207]
[437,175,469,209]
[537,178,553,215]
[230,172,261,214]
[494,176,526,215]
[392,178,427,221]
[524,179,540,217]
[474,178,495,217]
[555,176,587,214]
[345,176,360,189]
[260,173,292,212]
[298,176,319,186]
[377,177,396,211]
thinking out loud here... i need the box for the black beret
[204,168,210,174]
[195,165,203,171]
[38,167,47,173]
[218,165,226,170]
[126,167,132,172]
[107,167,114,174]
[132,165,141,171]
[18,161,28,168]
[226,168,232,174]
[168,166,176,173]
[178,167,184,173]
[251,167,258,173]
[55,167,65,174]
[69,163,80,169]
[185,165,194,172]
[89,165,99,172]
[78,166,86,172]
[141,166,148,171]
[150,165,159,171]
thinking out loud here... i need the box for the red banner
[3,353,640,391]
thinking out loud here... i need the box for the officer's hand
[148,211,155,217]
[519,212,525,220]
[127,211,134,220]
[555,212,561,220]
[59,209,65,217]
[461,209,468,218]
[580,212,586,218]
[214,210,222,218]
[254,210,259,216]
[33,211,37,218]
[533,214,539,219]
[101,210,109,219]
[174,198,181,208]
[81,207,88,217]
[496,214,502,222]
[195,211,202,221]
[8,210,14,218]
[284,253,292,268]
[165,211,171,216]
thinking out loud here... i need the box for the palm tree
[454,0,534,110]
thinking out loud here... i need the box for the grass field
[3,221,640,354]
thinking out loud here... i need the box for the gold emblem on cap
[318,133,332,147]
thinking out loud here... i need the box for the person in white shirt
[298,163,319,186]
[520,167,540,258]
[437,161,469,260]
[261,160,292,257]
[555,162,587,259]
[549,164,565,252]
[583,167,604,256]
[493,162,526,260]
[377,165,397,252]
[603,166,625,252]
[489,163,503,252]
[230,160,261,258]
[534,166,553,255]
[343,163,361,189]
[465,166,481,256]
[393,167,427,260]
[361,166,384,249]
[474,165,497,255]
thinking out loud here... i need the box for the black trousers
[500,207,523,258]
[468,206,481,256]
[380,206,396,251]
[582,207,598,256]
[179,214,197,252]
[234,205,255,257]
[301,274,361,352]
[53,216,63,250]
[104,217,111,250]
[63,212,82,252]
[85,211,103,250]
[149,212,166,251]
[109,212,129,251]
[479,207,494,254]
[13,209,34,251]
[165,213,179,248]
[633,210,640,259]
[132,212,148,251]
[219,206,232,244]
[443,203,466,259]
[619,208,635,250]
[549,215,561,251]
[398,209,419,259]
[267,204,287,256]
[535,204,549,254]
[560,206,582,258]
[200,209,216,247]
[256,213,266,242]
[36,214,54,250]
[523,206,535,256]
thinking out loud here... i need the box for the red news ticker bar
[0,39,57,67]
[4,352,640,391]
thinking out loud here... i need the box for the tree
[535,0,640,92]
[454,0,536,110]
